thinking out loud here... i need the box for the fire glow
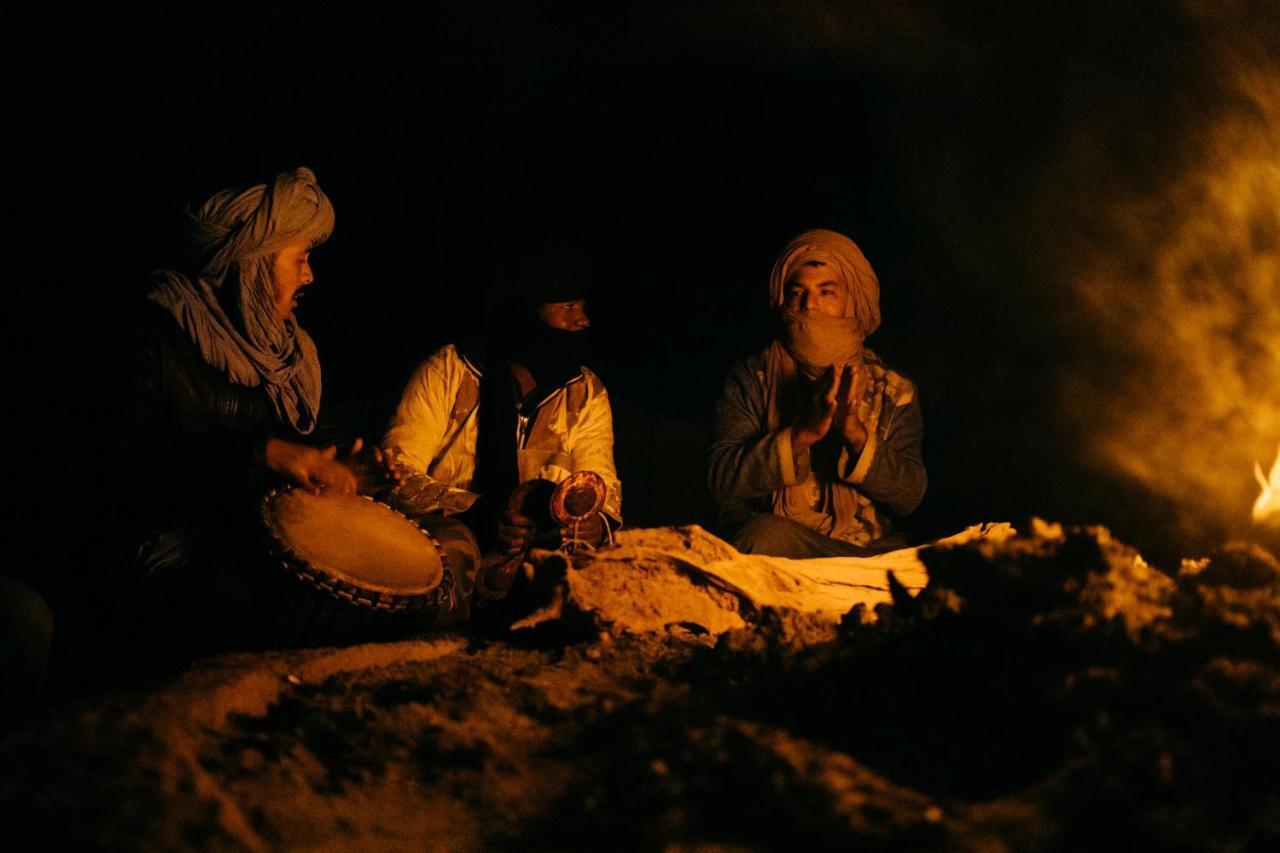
[1255,446,1280,526]
[1069,64,1280,536]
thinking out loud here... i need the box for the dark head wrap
[469,246,594,528]
[148,167,334,433]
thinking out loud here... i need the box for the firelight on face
[537,299,590,332]
[270,240,315,319]
[784,264,847,318]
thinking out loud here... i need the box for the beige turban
[768,228,881,336]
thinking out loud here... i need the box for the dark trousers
[727,513,904,559]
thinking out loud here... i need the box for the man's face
[270,240,314,319]
[784,263,846,318]
[537,299,590,332]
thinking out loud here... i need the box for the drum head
[265,489,445,600]
[550,470,607,526]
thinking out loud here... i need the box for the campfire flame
[1254,445,1280,526]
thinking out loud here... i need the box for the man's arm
[707,362,813,503]
[567,377,623,524]
[838,390,927,517]
[127,309,273,490]
[383,349,458,474]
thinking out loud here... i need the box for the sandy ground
[3,524,1278,851]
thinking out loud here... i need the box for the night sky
[35,2,1279,579]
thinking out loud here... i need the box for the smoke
[1058,7,1280,540]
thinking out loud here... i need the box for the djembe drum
[262,487,456,643]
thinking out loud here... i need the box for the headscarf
[769,228,880,376]
[148,167,334,434]
[480,246,593,389]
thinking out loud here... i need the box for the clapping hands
[791,362,875,453]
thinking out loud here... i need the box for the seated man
[384,267,622,595]
[708,228,926,558]
[120,168,457,658]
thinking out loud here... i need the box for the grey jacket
[707,345,926,549]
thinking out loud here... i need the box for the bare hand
[265,438,358,494]
[497,508,537,555]
[791,365,840,449]
[560,513,606,549]
[345,438,404,494]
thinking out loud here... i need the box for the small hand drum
[549,471,608,527]
[550,471,610,552]
[263,488,450,612]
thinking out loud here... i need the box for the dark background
[28,2,1278,581]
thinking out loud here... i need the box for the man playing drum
[121,168,457,658]
[384,253,623,597]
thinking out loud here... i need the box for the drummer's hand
[560,513,606,549]
[497,508,536,555]
[374,443,405,484]
[266,438,358,494]
[344,438,404,494]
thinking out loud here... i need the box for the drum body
[263,488,454,614]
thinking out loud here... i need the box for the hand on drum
[497,508,536,555]
[343,438,404,494]
[265,438,358,494]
